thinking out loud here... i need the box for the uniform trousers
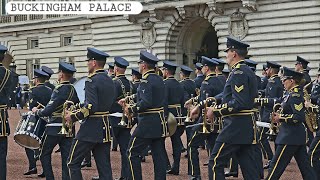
[0,137,7,180]
[40,134,72,180]
[208,142,260,180]
[309,133,320,180]
[266,144,316,180]
[188,131,217,177]
[68,140,112,180]
[127,136,166,180]
[112,126,131,178]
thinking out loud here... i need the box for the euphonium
[199,94,217,134]
[119,93,135,128]
[59,101,75,137]
[267,103,281,141]
[303,80,318,132]
[184,94,194,123]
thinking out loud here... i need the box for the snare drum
[14,111,46,149]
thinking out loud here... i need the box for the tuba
[303,80,318,132]
[59,101,75,137]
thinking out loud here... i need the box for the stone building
[0,0,319,81]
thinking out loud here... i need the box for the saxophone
[303,80,318,132]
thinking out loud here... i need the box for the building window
[28,37,39,49]
[61,34,73,46]
[26,59,40,79]
[60,57,75,66]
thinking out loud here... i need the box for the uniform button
[6,121,8,123]
[103,127,106,130]
[103,138,106,141]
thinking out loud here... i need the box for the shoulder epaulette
[233,70,243,75]
[294,88,299,92]
[291,93,300,97]
[142,73,150,79]
[235,63,241,69]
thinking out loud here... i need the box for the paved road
[7,109,302,180]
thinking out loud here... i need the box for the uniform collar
[165,76,175,80]
[116,74,125,78]
[206,72,216,78]
[270,74,278,79]
[60,81,70,85]
[94,69,105,73]
[37,83,44,87]
[183,77,190,80]
[231,60,245,70]
[134,80,140,83]
[45,80,50,83]
[0,63,2,67]
[216,73,223,76]
[289,85,299,92]
[142,69,155,77]
[197,74,203,77]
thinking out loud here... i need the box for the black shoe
[114,177,127,180]
[81,161,92,168]
[54,148,61,153]
[203,161,208,166]
[112,148,117,151]
[23,168,37,175]
[92,176,99,180]
[38,172,45,178]
[140,156,146,162]
[224,171,238,177]
[166,169,179,175]
[181,147,187,153]
[189,175,201,180]
[263,160,271,169]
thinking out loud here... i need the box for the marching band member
[179,65,196,158]
[32,62,79,180]
[120,50,168,180]
[0,45,15,180]
[65,47,115,180]
[187,56,225,180]
[256,61,283,169]
[110,56,132,180]
[205,37,260,180]
[265,67,316,180]
[162,61,185,175]
[24,69,52,177]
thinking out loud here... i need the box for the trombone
[59,101,75,137]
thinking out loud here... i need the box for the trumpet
[59,101,75,137]
[267,103,281,141]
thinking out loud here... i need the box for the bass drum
[73,76,86,104]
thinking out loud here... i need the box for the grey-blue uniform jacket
[71,70,115,143]
[196,73,225,132]
[129,70,168,138]
[194,74,205,90]
[180,77,196,116]
[29,83,52,110]
[0,64,14,136]
[302,70,312,94]
[275,85,307,145]
[132,80,141,95]
[164,76,185,124]
[311,81,320,104]
[44,81,55,91]
[110,74,132,128]
[212,60,258,144]
[37,81,79,136]
[259,75,284,123]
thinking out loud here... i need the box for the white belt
[109,112,123,118]
[46,123,62,127]
[256,121,270,128]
